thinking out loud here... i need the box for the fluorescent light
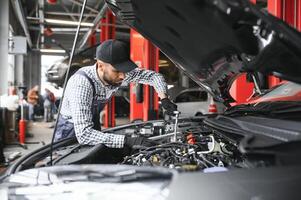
[159,63,169,67]
[40,49,66,53]
[45,18,94,27]
[159,59,168,64]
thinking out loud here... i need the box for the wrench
[171,111,180,142]
[149,111,180,141]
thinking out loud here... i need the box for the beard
[103,72,122,86]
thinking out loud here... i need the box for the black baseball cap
[95,39,138,73]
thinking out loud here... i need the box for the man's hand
[124,136,156,149]
[161,98,177,115]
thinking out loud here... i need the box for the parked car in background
[172,87,224,116]
[46,44,97,87]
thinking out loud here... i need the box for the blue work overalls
[54,71,104,142]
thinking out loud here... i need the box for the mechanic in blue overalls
[54,39,177,151]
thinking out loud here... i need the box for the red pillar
[88,31,96,47]
[282,0,295,27]
[130,29,159,121]
[142,39,159,121]
[101,11,116,127]
[129,30,144,121]
[267,0,283,17]
[267,0,283,87]
[297,0,301,31]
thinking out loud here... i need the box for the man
[27,85,39,121]
[55,39,177,151]
[43,88,55,122]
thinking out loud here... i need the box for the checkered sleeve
[123,68,168,94]
[67,74,125,148]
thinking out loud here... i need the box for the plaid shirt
[60,64,167,148]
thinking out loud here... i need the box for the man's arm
[123,68,178,114]
[67,75,125,147]
[158,92,167,99]
[123,68,168,98]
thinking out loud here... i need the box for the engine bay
[33,117,246,172]
[121,121,242,171]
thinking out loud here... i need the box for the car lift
[101,11,116,128]
[130,29,160,122]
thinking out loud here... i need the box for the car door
[174,90,209,116]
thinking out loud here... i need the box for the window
[175,90,208,103]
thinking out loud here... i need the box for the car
[46,44,97,87]
[1,0,301,199]
[171,87,224,116]
[159,87,224,118]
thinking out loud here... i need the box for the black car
[46,44,97,87]
[2,1,301,199]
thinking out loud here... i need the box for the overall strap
[76,70,96,96]
[75,70,102,131]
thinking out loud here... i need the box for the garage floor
[1,121,53,174]
[0,117,130,175]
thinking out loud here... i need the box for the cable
[49,0,88,166]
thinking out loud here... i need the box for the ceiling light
[159,59,168,64]
[40,49,66,53]
[45,19,94,27]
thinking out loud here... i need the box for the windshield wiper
[225,101,301,116]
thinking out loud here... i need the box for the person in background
[43,88,55,122]
[27,85,39,121]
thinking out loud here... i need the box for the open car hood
[106,0,301,104]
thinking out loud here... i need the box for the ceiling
[17,0,130,54]
[11,0,269,56]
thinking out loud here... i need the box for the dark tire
[195,112,203,116]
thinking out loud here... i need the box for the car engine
[34,116,244,172]
[119,117,242,171]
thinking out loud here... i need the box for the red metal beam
[101,11,116,127]
[267,0,282,88]
[129,29,159,121]
[283,0,295,27]
[267,0,283,17]
[129,30,144,121]
[88,31,96,47]
[142,39,159,121]
[298,0,301,31]
[101,12,116,40]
